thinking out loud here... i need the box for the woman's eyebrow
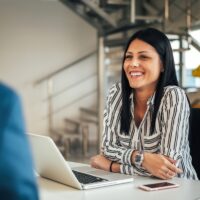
[126,50,151,54]
[138,51,149,54]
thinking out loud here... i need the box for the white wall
[0,0,97,135]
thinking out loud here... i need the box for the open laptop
[28,133,134,190]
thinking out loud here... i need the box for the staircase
[35,50,98,158]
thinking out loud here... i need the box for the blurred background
[0,0,200,163]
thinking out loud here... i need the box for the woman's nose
[130,60,140,67]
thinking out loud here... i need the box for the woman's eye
[125,55,132,59]
[140,55,149,60]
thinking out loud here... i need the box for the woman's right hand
[142,152,182,180]
[90,154,111,171]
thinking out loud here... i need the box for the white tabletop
[38,162,200,200]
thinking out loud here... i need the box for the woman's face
[123,39,164,93]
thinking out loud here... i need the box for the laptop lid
[28,133,134,190]
[29,133,82,189]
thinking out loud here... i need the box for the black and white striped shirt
[101,82,198,180]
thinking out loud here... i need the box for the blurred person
[0,82,39,199]
[91,28,198,180]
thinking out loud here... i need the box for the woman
[91,28,198,180]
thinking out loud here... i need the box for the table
[38,162,200,200]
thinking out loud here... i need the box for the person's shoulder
[163,85,186,98]
[106,82,122,103]
[0,83,20,105]
[164,85,185,93]
[108,82,122,96]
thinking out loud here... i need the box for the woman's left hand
[90,154,111,171]
[142,152,182,179]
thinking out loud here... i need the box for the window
[185,30,200,88]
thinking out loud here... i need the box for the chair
[189,108,200,179]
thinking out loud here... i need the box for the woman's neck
[134,89,154,107]
[133,89,155,127]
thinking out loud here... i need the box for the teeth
[130,72,143,76]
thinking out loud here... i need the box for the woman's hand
[142,152,182,180]
[90,154,111,171]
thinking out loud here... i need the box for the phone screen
[143,182,176,188]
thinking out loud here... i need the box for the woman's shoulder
[107,82,122,102]
[164,85,185,94]
[163,85,187,99]
[108,82,122,95]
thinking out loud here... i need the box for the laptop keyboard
[72,170,108,184]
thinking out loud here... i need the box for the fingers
[157,168,176,180]
[166,170,176,177]
[164,156,183,174]
[159,171,173,180]
[158,162,182,180]
[167,161,183,174]
[156,158,182,180]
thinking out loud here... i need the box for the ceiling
[59,0,200,86]
[59,0,200,35]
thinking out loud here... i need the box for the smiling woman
[90,28,198,180]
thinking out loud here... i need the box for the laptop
[28,133,134,190]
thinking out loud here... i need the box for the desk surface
[39,162,200,200]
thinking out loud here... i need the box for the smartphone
[138,182,180,191]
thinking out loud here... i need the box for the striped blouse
[101,82,198,180]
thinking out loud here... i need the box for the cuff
[120,164,131,175]
[121,149,134,165]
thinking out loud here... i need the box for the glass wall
[185,30,200,88]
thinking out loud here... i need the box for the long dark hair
[120,28,178,135]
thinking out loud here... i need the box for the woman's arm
[141,87,187,179]
[90,154,148,175]
[102,122,135,166]
[90,153,180,179]
[160,87,189,160]
[101,84,136,166]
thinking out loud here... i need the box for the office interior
[0,0,200,164]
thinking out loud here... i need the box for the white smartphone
[138,182,180,191]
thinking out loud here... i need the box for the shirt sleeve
[159,87,190,161]
[101,84,135,166]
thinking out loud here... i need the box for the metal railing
[35,50,97,134]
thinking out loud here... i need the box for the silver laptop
[28,133,134,190]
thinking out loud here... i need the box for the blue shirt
[0,83,39,200]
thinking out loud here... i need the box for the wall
[0,0,97,136]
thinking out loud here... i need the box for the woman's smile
[129,70,145,78]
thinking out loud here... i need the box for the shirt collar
[147,92,155,106]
